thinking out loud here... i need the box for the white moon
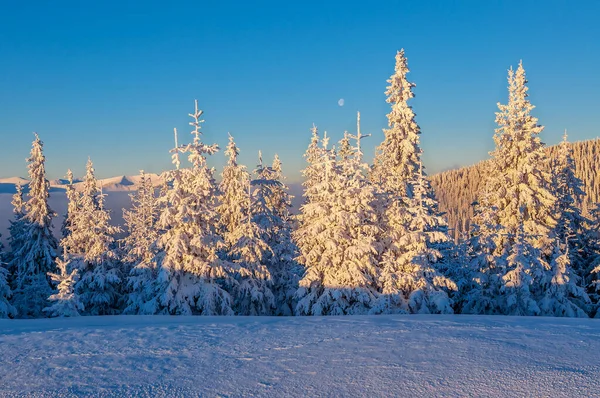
[338,98,345,107]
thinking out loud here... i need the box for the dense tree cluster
[1,51,599,319]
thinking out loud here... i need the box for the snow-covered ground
[0,315,598,397]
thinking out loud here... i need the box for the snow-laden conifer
[538,240,589,317]
[146,101,235,315]
[0,236,16,318]
[122,171,160,314]
[228,201,275,315]
[552,132,590,276]
[9,134,58,318]
[43,249,84,317]
[61,169,78,242]
[485,62,557,255]
[371,49,421,197]
[61,159,123,315]
[295,132,380,315]
[216,134,251,248]
[268,154,301,315]
[467,62,561,315]
[372,164,456,314]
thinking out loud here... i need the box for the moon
[338,98,345,107]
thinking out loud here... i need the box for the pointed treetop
[12,183,25,215]
[322,131,329,150]
[349,111,371,161]
[224,133,240,166]
[188,99,205,144]
[170,127,182,170]
[66,169,74,185]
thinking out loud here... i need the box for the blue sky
[1,0,599,182]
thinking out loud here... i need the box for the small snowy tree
[228,211,275,316]
[216,134,251,248]
[9,134,59,318]
[61,169,78,241]
[61,159,123,315]
[43,249,84,317]
[552,132,590,277]
[122,171,160,313]
[0,236,16,318]
[538,241,590,317]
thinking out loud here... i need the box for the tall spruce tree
[466,62,579,316]
[146,101,235,315]
[9,134,59,318]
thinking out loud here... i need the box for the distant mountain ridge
[430,137,600,240]
[0,173,163,193]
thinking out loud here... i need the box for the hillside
[430,138,600,240]
[0,315,598,397]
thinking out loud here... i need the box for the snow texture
[0,315,598,397]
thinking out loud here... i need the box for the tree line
[1,50,599,319]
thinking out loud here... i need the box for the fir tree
[295,133,380,315]
[467,62,560,315]
[228,210,275,316]
[372,164,456,314]
[552,132,590,277]
[122,170,160,314]
[216,134,251,248]
[61,169,78,242]
[268,154,301,315]
[43,249,84,317]
[538,241,589,317]
[0,236,16,318]
[145,101,235,315]
[9,134,59,318]
[61,159,123,315]
[371,49,421,197]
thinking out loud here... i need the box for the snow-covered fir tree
[8,134,59,318]
[484,62,557,255]
[228,201,275,315]
[371,49,421,198]
[372,163,456,314]
[465,63,583,316]
[43,248,84,317]
[216,134,251,248]
[267,154,301,315]
[61,169,78,241]
[0,236,16,318]
[122,170,160,313]
[538,240,590,317]
[552,132,590,277]
[295,131,381,315]
[60,159,123,315]
[141,101,235,315]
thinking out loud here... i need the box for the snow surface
[0,315,598,397]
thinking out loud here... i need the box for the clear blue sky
[1,0,599,182]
